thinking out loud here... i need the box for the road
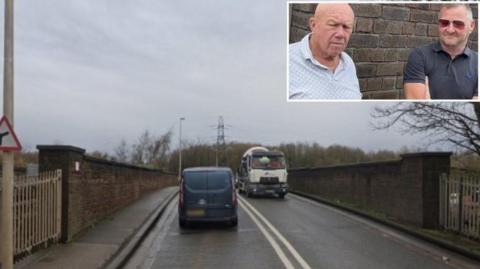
[124,193,480,269]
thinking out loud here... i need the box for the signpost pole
[178,117,185,180]
[1,0,15,268]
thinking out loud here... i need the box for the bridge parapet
[288,152,452,229]
[37,145,177,242]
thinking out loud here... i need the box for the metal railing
[9,169,62,258]
[439,172,480,239]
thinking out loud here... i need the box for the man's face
[438,6,475,48]
[309,5,354,59]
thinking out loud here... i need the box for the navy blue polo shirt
[404,42,478,99]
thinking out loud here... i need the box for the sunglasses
[438,19,466,30]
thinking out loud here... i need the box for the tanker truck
[237,146,288,198]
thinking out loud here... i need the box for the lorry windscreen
[252,156,286,169]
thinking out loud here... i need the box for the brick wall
[37,145,177,242]
[288,152,451,228]
[289,3,478,99]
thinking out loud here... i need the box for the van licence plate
[187,208,206,217]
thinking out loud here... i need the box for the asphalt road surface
[124,193,480,269]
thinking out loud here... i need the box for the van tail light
[179,181,184,207]
[232,179,237,207]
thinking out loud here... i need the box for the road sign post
[1,1,15,269]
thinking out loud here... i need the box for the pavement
[14,186,178,269]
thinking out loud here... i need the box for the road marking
[238,199,295,269]
[239,197,312,269]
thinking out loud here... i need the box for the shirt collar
[300,33,345,71]
[433,41,473,58]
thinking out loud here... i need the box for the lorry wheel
[278,193,285,199]
[246,190,252,197]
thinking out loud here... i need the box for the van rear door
[183,171,208,217]
[206,171,232,207]
[183,170,233,218]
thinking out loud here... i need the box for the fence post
[439,173,445,229]
[56,169,62,241]
[459,176,464,234]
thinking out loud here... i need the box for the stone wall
[37,145,177,242]
[289,3,478,99]
[288,152,451,228]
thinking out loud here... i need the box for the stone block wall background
[287,152,452,228]
[37,145,177,242]
[289,3,478,99]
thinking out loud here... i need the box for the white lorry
[237,146,288,198]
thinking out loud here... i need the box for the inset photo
[288,2,478,100]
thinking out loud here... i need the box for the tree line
[9,102,480,173]
[102,139,409,173]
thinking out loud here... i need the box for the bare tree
[147,129,172,168]
[89,150,110,159]
[128,129,173,168]
[114,139,129,163]
[131,130,151,165]
[371,102,480,155]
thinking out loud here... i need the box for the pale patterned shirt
[289,34,361,100]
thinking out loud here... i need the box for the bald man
[289,4,361,100]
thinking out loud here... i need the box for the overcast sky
[0,0,435,154]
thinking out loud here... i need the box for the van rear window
[183,171,231,190]
[184,172,207,190]
[207,171,231,189]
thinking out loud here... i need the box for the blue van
[178,167,238,227]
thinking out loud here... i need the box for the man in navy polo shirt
[404,4,478,100]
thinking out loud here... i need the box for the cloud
[1,0,429,154]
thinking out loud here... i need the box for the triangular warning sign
[0,116,22,151]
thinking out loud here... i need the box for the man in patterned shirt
[289,3,361,100]
[404,4,478,99]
